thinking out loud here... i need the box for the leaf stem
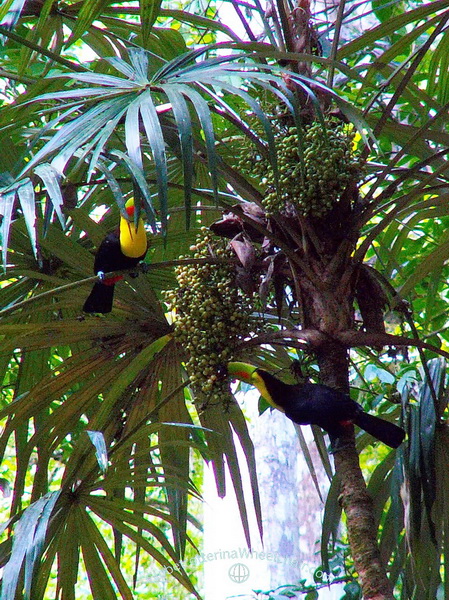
[327,0,346,88]
[0,26,87,73]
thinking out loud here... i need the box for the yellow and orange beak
[227,362,278,410]
[119,198,147,258]
[227,362,258,384]
[124,197,135,218]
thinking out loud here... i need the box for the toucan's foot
[329,442,353,454]
[97,271,105,282]
[329,435,354,454]
[130,271,139,279]
[140,262,150,274]
[329,434,353,454]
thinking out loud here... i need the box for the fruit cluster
[165,229,254,405]
[238,118,363,217]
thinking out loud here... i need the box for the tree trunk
[290,213,395,598]
[316,343,395,600]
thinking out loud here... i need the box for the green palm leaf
[1,491,60,600]
[4,2,449,597]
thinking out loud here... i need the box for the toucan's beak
[227,362,257,383]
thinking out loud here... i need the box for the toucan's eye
[216,364,227,379]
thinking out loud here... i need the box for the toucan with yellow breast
[83,198,148,313]
[227,362,405,449]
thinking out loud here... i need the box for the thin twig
[327,0,346,88]
[0,26,87,73]
[0,257,241,319]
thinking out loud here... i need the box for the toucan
[83,198,148,313]
[227,362,405,449]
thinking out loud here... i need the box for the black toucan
[227,362,405,449]
[83,198,148,313]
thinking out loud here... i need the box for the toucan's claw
[130,261,147,278]
[97,271,105,282]
[329,443,353,454]
[329,437,354,454]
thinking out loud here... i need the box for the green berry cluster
[165,229,254,405]
[238,119,363,217]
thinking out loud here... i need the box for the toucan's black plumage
[228,363,405,449]
[83,199,147,314]
[83,231,140,313]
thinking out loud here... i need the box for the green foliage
[2,0,449,598]
[0,38,326,248]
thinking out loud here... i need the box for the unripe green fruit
[164,230,261,407]
[236,115,363,217]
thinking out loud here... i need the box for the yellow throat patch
[250,371,280,410]
[119,200,147,258]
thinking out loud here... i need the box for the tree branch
[240,327,449,360]
[0,258,240,319]
[335,329,449,360]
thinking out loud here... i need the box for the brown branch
[327,0,346,88]
[241,327,449,360]
[336,330,449,359]
[0,25,87,73]
[239,328,326,349]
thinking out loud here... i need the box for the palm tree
[1,1,449,598]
